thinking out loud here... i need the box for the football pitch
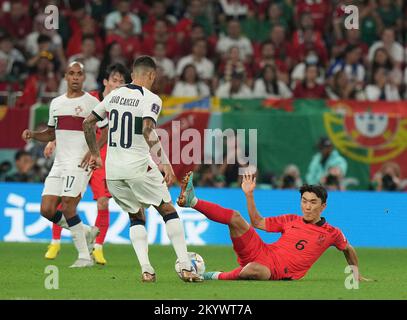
[0,242,406,300]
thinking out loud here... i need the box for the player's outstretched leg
[155,203,203,282]
[128,210,156,282]
[93,196,110,265]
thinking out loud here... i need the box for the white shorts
[107,166,171,213]
[42,164,92,198]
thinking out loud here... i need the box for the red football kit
[89,90,111,200]
[232,214,348,280]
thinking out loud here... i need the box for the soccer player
[82,56,202,282]
[177,171,372,281]
[44,63,131,265]
[21,61,101,268]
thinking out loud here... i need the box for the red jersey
[265,215,348,280]
[89,90,107,160]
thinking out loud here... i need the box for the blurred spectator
[142,19,180,59]
[216,19,253,62]
[306,137,348,186]
[175,0,212,40]
[322,167,343,191]
[0,51,20,102]
[368,28,404,68]
[217,0,251,20]
[171,64,210,97]
[253,64,292,99]
[369,47,402,88]
[143,0,177,35]
[106,15,142,64]
[359,0,383,46]
[0,160,12,182]
[16,50,59,107]
[153,43,175,80]
[279,164,303,189]
[216,70,252,98]
[179,23,217,59]
[254,41,288,84]
[376,0,402,34]
[0,1,32,41]
[218,46,252,83]
[176,39,214,81]
[370,162,403,191]
[5,150,41,183]
[66,14,104,59]
[327,44,366,89]
[97,41,127,87]
[196,164,216,187]
[59,36,100,93]
[290,50,325,88]
[293,63,326,98]
[104,0,142,35]
[268,24,294,70]
[295,0,332,35]
[326,70,359,100]
[331,29,369,63]
[364,67,401,101]
[151,65,173,96]
[25,13,66,71]
[0,33,26,81]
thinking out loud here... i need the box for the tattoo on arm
[83,114,100,156]
[142,118,169,164]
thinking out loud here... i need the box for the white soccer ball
[175,252,205,277]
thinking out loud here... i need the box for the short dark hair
[37,34,51,45]
[299,184,328,204]
[104,63,131,82]
[133,55,156,71]
[15,150,31,161]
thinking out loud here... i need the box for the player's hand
[80,151,92,169]
[21,129,32,142]
[162,164,175,186]
[43,141,55,158]
[241,173,256,195]
[358,275,376,282]
[88,154,102,170]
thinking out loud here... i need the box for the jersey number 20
[109,109,142,148]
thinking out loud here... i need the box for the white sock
[94,243,103,250]
[165,218,192,270]
[51,239,60,245]
[69,222,91,260]
[191,197,198,207]
[129,225,154,274]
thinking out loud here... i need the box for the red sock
[218,267,243,280]
[194,200,234,225]
[52,223,62,240]
[95,209,109,245]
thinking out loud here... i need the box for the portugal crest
[324,102,407,164]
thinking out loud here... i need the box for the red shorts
[231,227,289,280]
[89,167,111,200]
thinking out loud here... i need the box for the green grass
[0,242,406,300]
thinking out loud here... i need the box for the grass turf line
[0,242,406,300]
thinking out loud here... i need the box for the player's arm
[241,173,267,230]
[142,118,175,185]
[22,126,55,143]
[342,243,373,282]
[83,112,103,169]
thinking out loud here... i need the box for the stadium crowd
[1,0,407,190]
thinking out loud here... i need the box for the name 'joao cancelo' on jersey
[92,84,162,180]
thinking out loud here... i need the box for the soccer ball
[175,252,205,277]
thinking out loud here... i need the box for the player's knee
[239,263,271,280]
[156,202,176,216]
[40,204,54,219]
[128,210,145,225]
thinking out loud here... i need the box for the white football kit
[42,92,105,198]
[92,84,171,212]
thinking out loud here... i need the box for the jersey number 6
[295,240,308,250]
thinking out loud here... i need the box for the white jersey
[92,84,162,180]
[48,92,104,167]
